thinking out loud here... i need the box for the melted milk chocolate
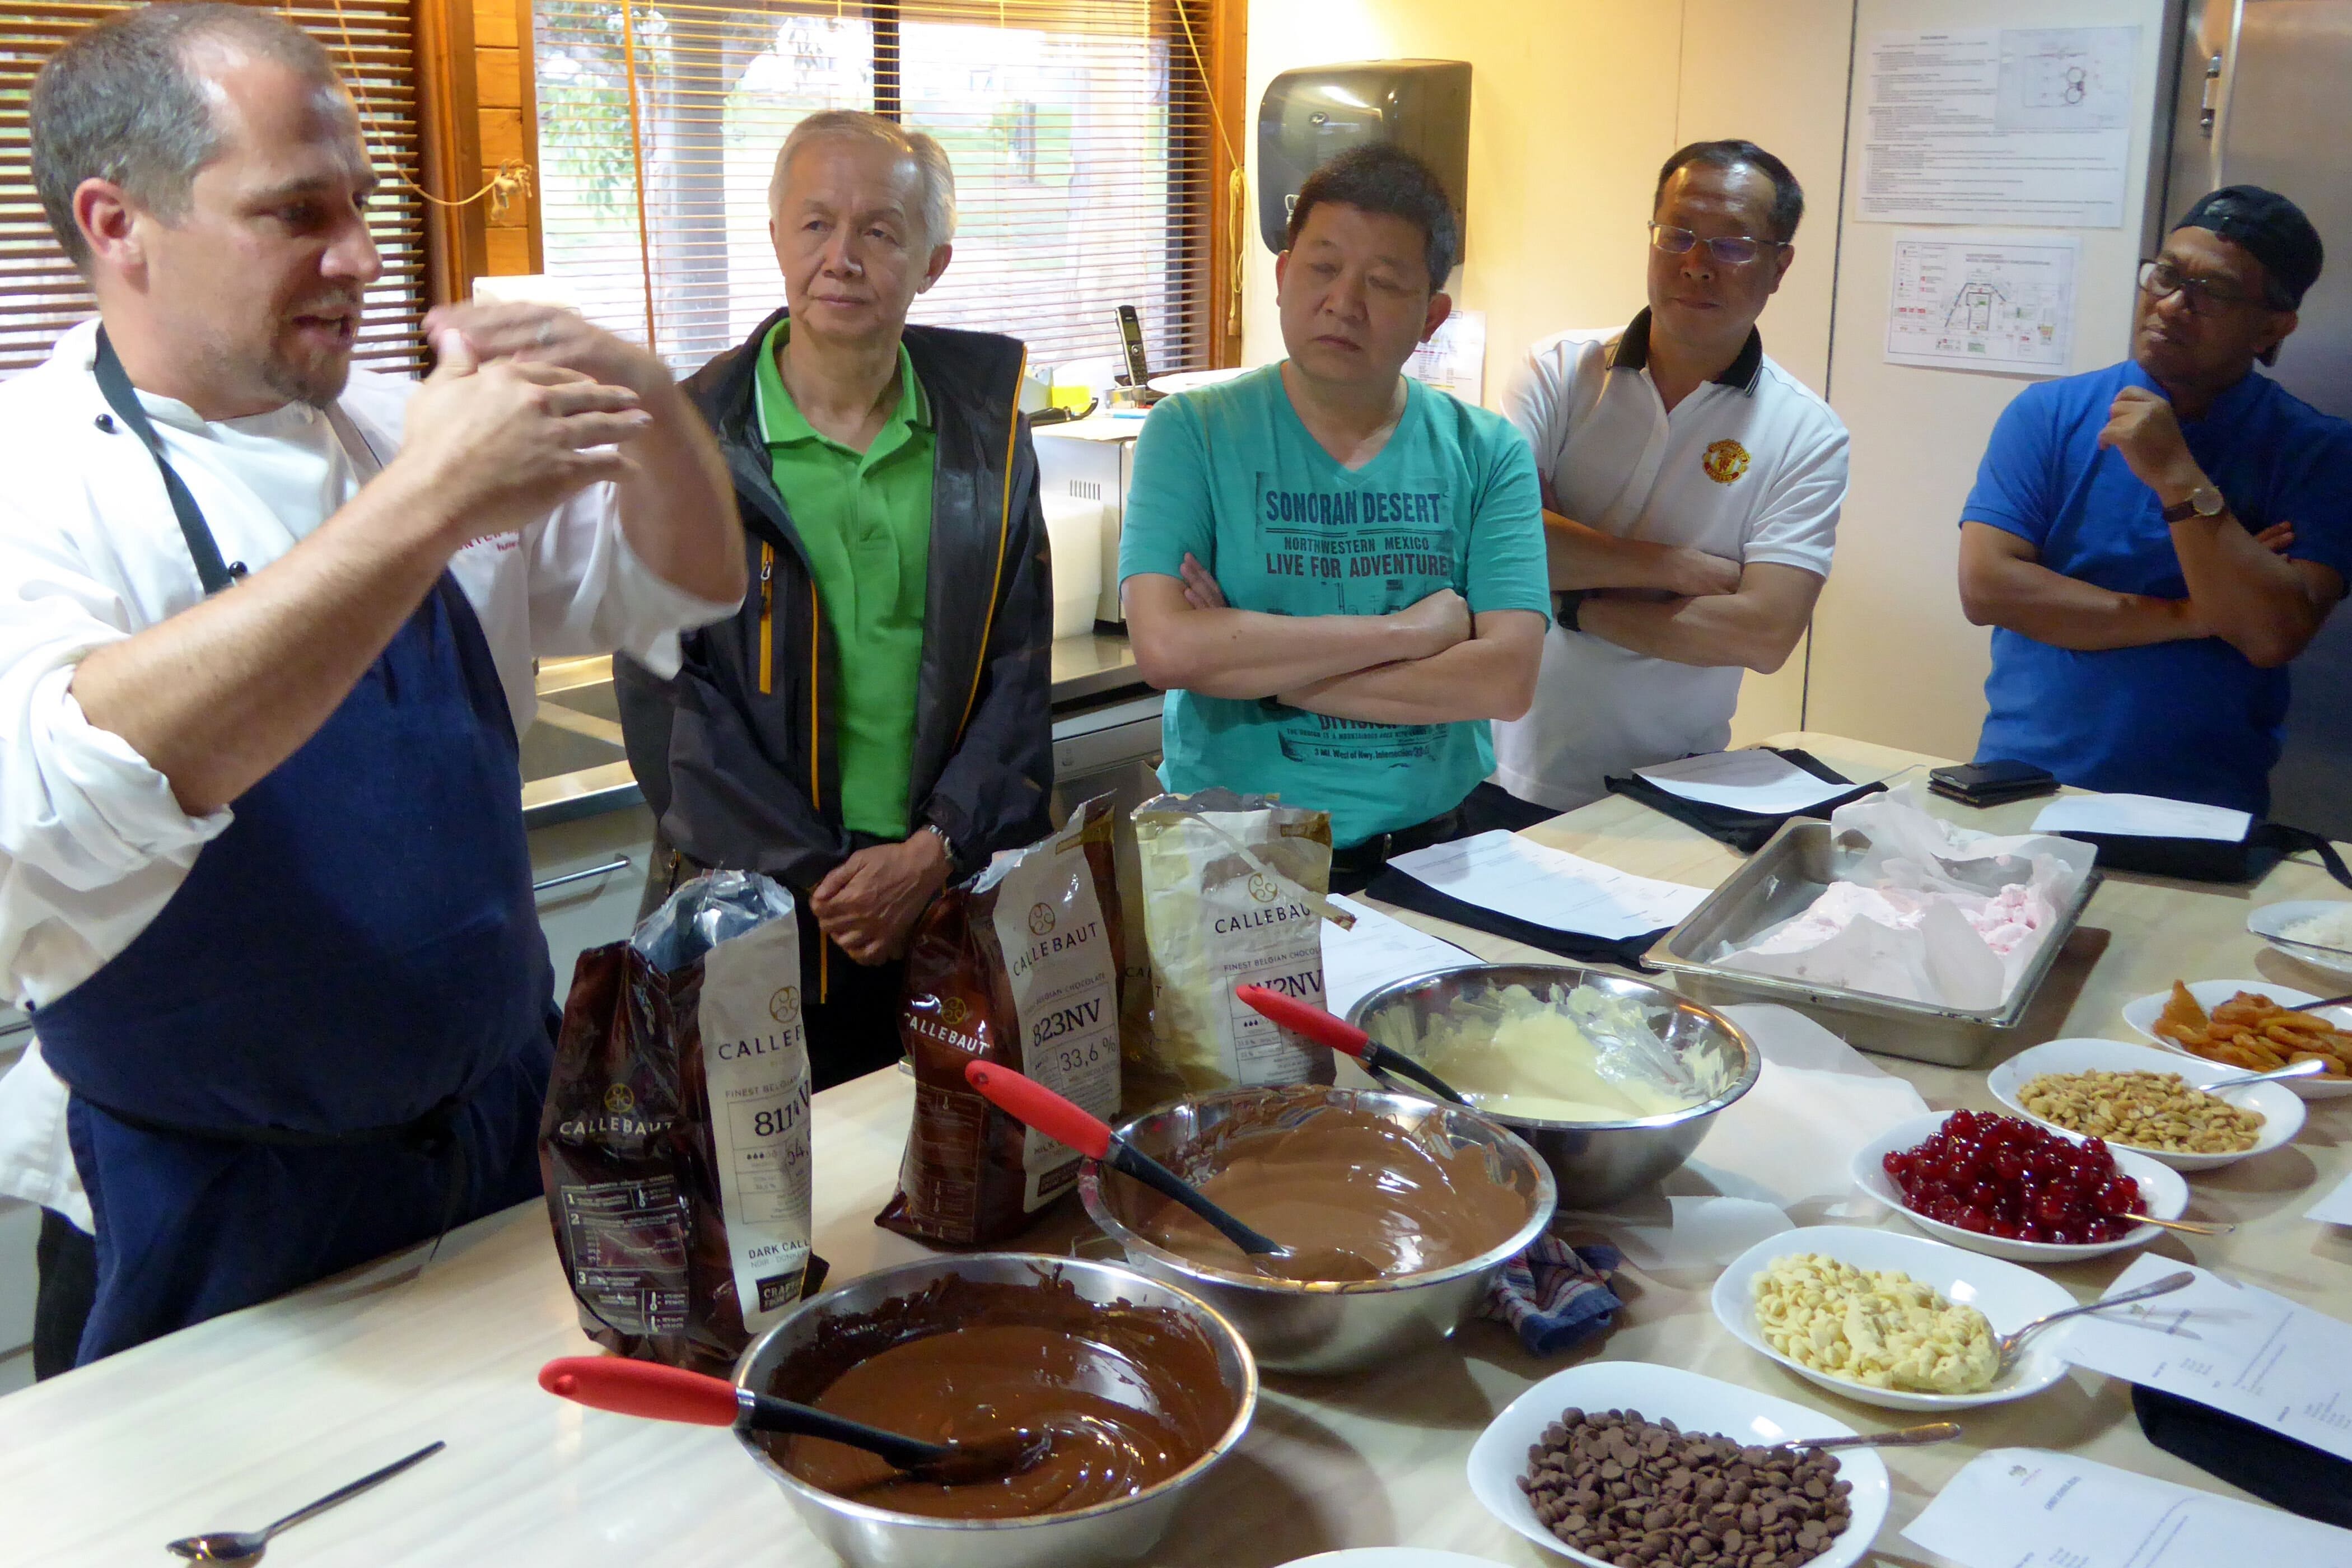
[766,1275,1232,1520]
[1133,1095,1532,1281]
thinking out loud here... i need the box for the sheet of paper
[1902,1446,2352,1567]
[1386,830,1709,940]
[1403,308,1486,403]
[1317,894,1475,1021]
[1585,1196,1793,1273]
[1679,1005,1931,1208]
[2032,792,2253,842]
[2054,1255,2352,1461]
[1634,750,1859,814]
[1860,28,2139,226]
[2309,1172,2352,1226]
[1885,231,2079,374]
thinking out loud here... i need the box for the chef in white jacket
[0,2,743,1370]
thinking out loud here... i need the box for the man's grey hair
[31,2,344,270]
[768,110,957,249]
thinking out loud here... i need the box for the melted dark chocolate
[1130,1095,1532,1281]
[763,1275,1233,1520]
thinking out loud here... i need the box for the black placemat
[2132,1383,2352,1527]
[1603,746,1885,853]
[1364,867,1668,972]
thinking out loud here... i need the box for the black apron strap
[91,326,240,595]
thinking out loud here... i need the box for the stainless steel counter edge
[522,761,642,832]
[523,633,1144,830]
[1049,629,1144,706]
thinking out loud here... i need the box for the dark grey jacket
[615,308,1054,894]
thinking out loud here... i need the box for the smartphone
[1928,758,2060,806]
[1115,304,1151,388]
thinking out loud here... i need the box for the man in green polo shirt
[618,111,1054,1087]
[750,317,932,842]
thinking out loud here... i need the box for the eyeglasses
[2138,258,2266,316]
[1649,222,1786,266]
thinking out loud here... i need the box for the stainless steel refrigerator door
[2167,0,2352,834]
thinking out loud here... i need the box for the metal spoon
[2285,988,2352,1012]
[166,1440,444,1562]
[1774,1421,1961,1453]
[1995,1269,2195,1374]
[964,1061,1387,1282]
[2210,1057,2328,1087]
[539,1358,1049,1483]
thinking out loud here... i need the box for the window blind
[531,0,1220,377]
[0,0,431,378]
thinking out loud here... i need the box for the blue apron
[35,333,556,1364]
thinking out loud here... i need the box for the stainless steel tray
[1645,819,2101,1068]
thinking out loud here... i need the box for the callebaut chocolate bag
[1127,788,1342,1110]
[878,796,1123,1244]
[540,869,818,1371]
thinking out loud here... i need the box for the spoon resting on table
[166,1440,445,1562]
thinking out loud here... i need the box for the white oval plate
[1851,1110,2187,1263]
[1466,1359,1889,1568]
[1989,1037,2307,1170]
[2247,900,2352,983]
[2121,977,2352,1100]
[1711,1225,2075,1412]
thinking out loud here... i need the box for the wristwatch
[1555,589,1590,632]
[2160,484,2226,523]
[918,820,956,869]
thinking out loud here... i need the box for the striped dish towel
[1481,1235,1623,1356]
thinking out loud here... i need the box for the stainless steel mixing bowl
[1077,1084,1557,1374]
[731,1253,1256,1568]
[1346,964,1760,1207]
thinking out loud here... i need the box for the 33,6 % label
[1052,1038,1109,1075]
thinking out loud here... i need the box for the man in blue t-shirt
[1957,186,2352,815]
[1117,143,1549,888]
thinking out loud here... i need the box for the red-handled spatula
[963,1062,1382,1281]
[538,1356,1047,1484]
[1232,984,1471,1107]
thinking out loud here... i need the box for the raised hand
[2099,385,2202,500]
[394,328,649,547]
[424,302,669,401]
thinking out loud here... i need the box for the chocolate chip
[1522,1412,1854,1567]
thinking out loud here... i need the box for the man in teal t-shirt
[1119,143,1548,887]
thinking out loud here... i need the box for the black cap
[2175,185,2324,309]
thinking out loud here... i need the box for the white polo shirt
[1490,312,1849,811]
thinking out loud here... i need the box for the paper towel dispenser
[1257,59,1471,269]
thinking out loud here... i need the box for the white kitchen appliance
[1033,417,1145,626]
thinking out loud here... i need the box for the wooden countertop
[7,731,2348,1565]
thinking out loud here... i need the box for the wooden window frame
[0,0,440,376]
[514,0,1248,369]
